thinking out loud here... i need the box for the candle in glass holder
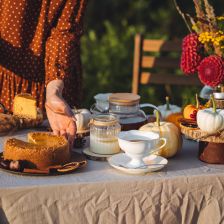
[90,114,121,154]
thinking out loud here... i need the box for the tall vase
[199,85,214,100]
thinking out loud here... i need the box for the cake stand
[180,123,224,164]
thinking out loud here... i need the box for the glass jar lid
[109,93,140,106]
[90,114,118,126]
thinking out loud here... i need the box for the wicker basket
[0,110,44,136]
[0,113,19,136]
[180,123,224,143]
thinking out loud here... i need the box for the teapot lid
[109,93,140,106]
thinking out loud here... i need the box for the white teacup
[118,130,166,168]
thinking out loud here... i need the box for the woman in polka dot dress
[0,0,87,145]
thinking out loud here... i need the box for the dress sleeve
[45,0,87,86]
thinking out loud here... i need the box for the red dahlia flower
[180,33,202,75]
[198,55,224,87]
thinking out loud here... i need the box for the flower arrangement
[174,0,224,88]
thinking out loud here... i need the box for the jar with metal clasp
[89,114,121,155]
[108,93,158,131]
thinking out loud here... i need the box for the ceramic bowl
[94,93,112,112]
[118,130,166,168]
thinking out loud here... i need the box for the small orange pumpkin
[183,105,198,120]
[165,112,183,130]
[183,94,204,121]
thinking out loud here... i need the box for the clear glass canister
[109,93,145,130]
[90,114,121,155]
[109,93,159,130]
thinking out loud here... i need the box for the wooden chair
[132,34,202,94]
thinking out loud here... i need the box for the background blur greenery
[81,0,222,108]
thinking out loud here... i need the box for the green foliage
[81,0,223,108]
[82,20,138,107]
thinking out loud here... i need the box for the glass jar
[109,93,158,131]
[90,114,121,155]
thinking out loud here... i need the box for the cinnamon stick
[23,168,49,174]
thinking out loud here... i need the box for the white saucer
[83,147,118,161]
[107,153,168,174]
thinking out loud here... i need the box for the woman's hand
[45,80,76,148]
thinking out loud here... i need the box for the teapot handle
[140,103,160,121]
[140,103,159,112]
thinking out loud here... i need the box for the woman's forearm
[46,79,64,99]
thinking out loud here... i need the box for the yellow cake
[3,132,70,169]
[13,94,38,119]
[13,93,43,128]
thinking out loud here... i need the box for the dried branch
[193,0,205,19]
[193,0,208,32]
[203,0,217,30]
[172,0,192,32]
[185,14,197,26]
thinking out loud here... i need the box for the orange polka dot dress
[0,0,87,112]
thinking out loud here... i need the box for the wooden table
[0,130,224,224]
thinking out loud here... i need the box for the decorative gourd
[140,110,182,158]
[72,108,91,133]
[165,112,183,130]
[157,96,181,120]
[197,95,224,134]
[183,94,204,120]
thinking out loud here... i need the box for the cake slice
[13,94,37,119]
[3,132,70,169]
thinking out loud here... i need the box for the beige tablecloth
[0,131,224,224]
